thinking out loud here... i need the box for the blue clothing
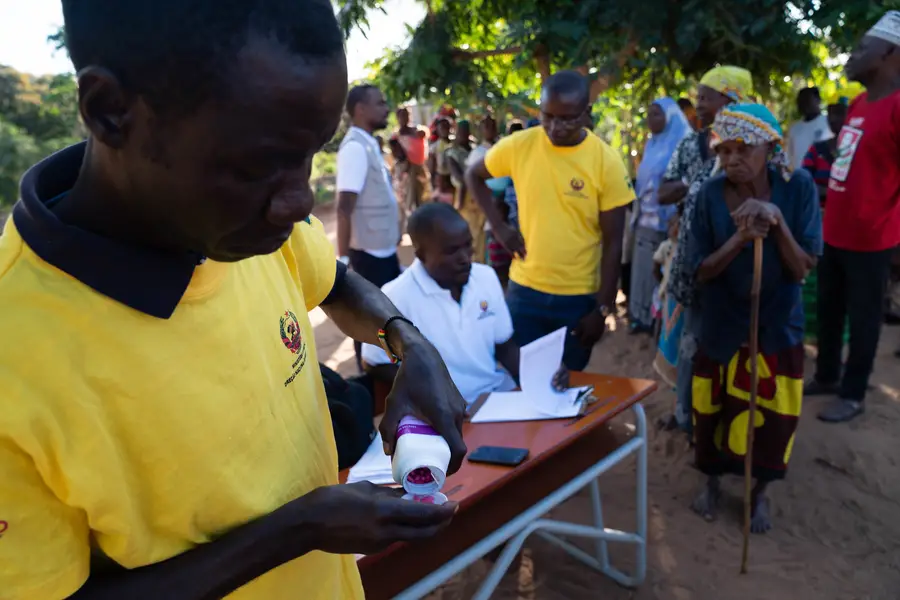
[675,306,699,433]
[635,98,691,232]
[504,182,519,228]
[658,296,683,366]
[506,281,596,371]
[688,167,823,364]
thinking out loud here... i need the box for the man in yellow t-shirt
[465,71,634,370]
[0,2,468,599]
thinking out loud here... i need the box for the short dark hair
[797,86,821,101]
[408,203,465,247]
[346,84,378,117]
[543,70,590,106]
[63,0,345,118]
[677,98,694,110]
[507,120,524,135]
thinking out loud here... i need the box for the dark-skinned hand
[737,218,772,242]
[551,365,570,391]
[572,310,607,349]
[493,222,527,259]
[303,482,458,555]
[731,198,780,231]
[379,338,468,474]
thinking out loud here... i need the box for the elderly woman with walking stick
[686,104,822,535]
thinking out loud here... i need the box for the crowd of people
[1,0,898,597]
[339,11,900,535]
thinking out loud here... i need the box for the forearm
[336,213,351,258]
[336,193,357,257]
[70,503,311,600]
[773,224,814,282]
[464,170,506,229]
[658,181,687,206]
[494,339,520,384]
[596,235,623,309]
[321,271,423,358]
[697,234,745,282]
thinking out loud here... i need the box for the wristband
[377,316,416,363]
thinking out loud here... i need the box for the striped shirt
[802,141,835,205]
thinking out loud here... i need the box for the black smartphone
[467,446,529,467]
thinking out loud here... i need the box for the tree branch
[449,46,523,59]
[588,38,637,101]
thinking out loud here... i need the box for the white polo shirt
[362,260,516,404]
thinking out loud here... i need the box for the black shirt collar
[12,142,204,319]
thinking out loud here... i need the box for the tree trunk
[534,44,552,81]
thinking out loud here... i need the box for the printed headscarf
[709,103,791,180]
[699,66,754,103]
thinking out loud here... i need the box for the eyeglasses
[540,111,585,127]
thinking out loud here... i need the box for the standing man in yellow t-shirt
[0,2,466,599]
[465,71,634,370]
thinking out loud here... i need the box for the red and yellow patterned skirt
[692,343,804,481]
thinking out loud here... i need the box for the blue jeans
[506,281,597,371]
[675,306,698,434]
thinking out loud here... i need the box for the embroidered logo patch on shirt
[477,300,496,319]
[280,309,309,386]
[565,177,588,199]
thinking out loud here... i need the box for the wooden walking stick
[741,237,764,574]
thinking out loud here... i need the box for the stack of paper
[346,432,395,485]
[471,327,591,423]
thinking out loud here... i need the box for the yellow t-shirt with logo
[485,127,635,295]
[0,216,363,600]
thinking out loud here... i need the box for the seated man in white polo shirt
[362,203,567,404]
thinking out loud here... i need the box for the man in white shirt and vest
[337,84,402,370]
[362,203,567,404]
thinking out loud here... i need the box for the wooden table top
[341,371,656,599]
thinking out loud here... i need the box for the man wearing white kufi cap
[807,11,900,423]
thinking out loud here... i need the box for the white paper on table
[469,388,589,423]
[471,326,593,423]
[518,326,567,397]
[346,431,395,485]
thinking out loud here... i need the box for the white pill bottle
[391,416,452,503]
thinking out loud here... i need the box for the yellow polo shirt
[485,127,634,295]
[0,205,363,597]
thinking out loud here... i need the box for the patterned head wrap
[699,66,754,103]
[709,103,791,180]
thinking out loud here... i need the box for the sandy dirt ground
[311,203,900,600]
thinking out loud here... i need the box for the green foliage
[0,66,83,206]
[0,118,41,206]
[339,0,893,112]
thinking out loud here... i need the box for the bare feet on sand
[691,476,721,521]
[751,495,772,533]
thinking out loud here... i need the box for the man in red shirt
[807,11,900,423]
